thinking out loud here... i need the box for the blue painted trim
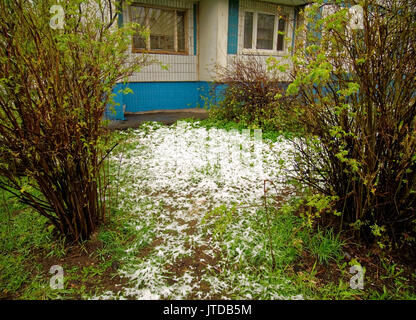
[106,83,126,121]
[291,7,298,54]
[227,0,239,55]
[317,6,323,40]
[115,82,225,113]
[117,0,123,28]
[106,80,291,120]
[193,4,198,56]
[306,5,323,47]
[106,81,230,120]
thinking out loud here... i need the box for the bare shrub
[210,55,299,132]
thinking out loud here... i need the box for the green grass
[200,196,415,300]
[1,121,415,300]
[179,118,299,142]
[0,190,58,299]
[0,182,157,299]
[199,199,347,299]
[308,228,344,265]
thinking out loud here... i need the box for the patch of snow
[95,122,301,300]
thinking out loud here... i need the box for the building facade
[108,0,307,120]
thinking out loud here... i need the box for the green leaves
[337,82,360,97]
[287,82,300,96]
[0,0,153,242]
[201,204,237,240]
[289,0,416,253]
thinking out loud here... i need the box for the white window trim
[239,5,292,57]
[242,10,287,55]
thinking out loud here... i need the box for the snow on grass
[96,121,302,300]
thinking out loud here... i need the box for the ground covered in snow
[97,121,304,300]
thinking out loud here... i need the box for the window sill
[132,49,189,56]
[240,49,287,56]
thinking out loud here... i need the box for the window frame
[242,9,288,55]
[129,3,189,55]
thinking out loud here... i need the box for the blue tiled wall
[107,82,227,119]
[117,0,123,28]
[123,82,206,112]
[227,0,239,54]
[105,83,126,121]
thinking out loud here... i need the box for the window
[130,5,187,54]
[256,13,275,49]
[243,11,287,52]
[244,12,254,49]
[276,16,286,51]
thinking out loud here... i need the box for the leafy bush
[208,55,301,132]
[0,0,149,242]
[284,0,416,254]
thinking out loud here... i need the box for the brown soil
[136,237,163,260]
[159,198,227,300]
[292,239,416,299]
[162,241,224,300]
[25,232,130,299]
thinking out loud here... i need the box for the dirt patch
[184,220,199,235]
[292,240,416,299]
[157,196,226,299]
[137,237,163,260]
[163,243,224,300]
[165,245,221,280]
[27,233,130,299]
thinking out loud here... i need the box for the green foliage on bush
[0,0,150,242]
[281,0,416,255]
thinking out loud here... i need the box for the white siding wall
[122,0,296,83]
[198,0,229,81]
[123,0,198,82]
